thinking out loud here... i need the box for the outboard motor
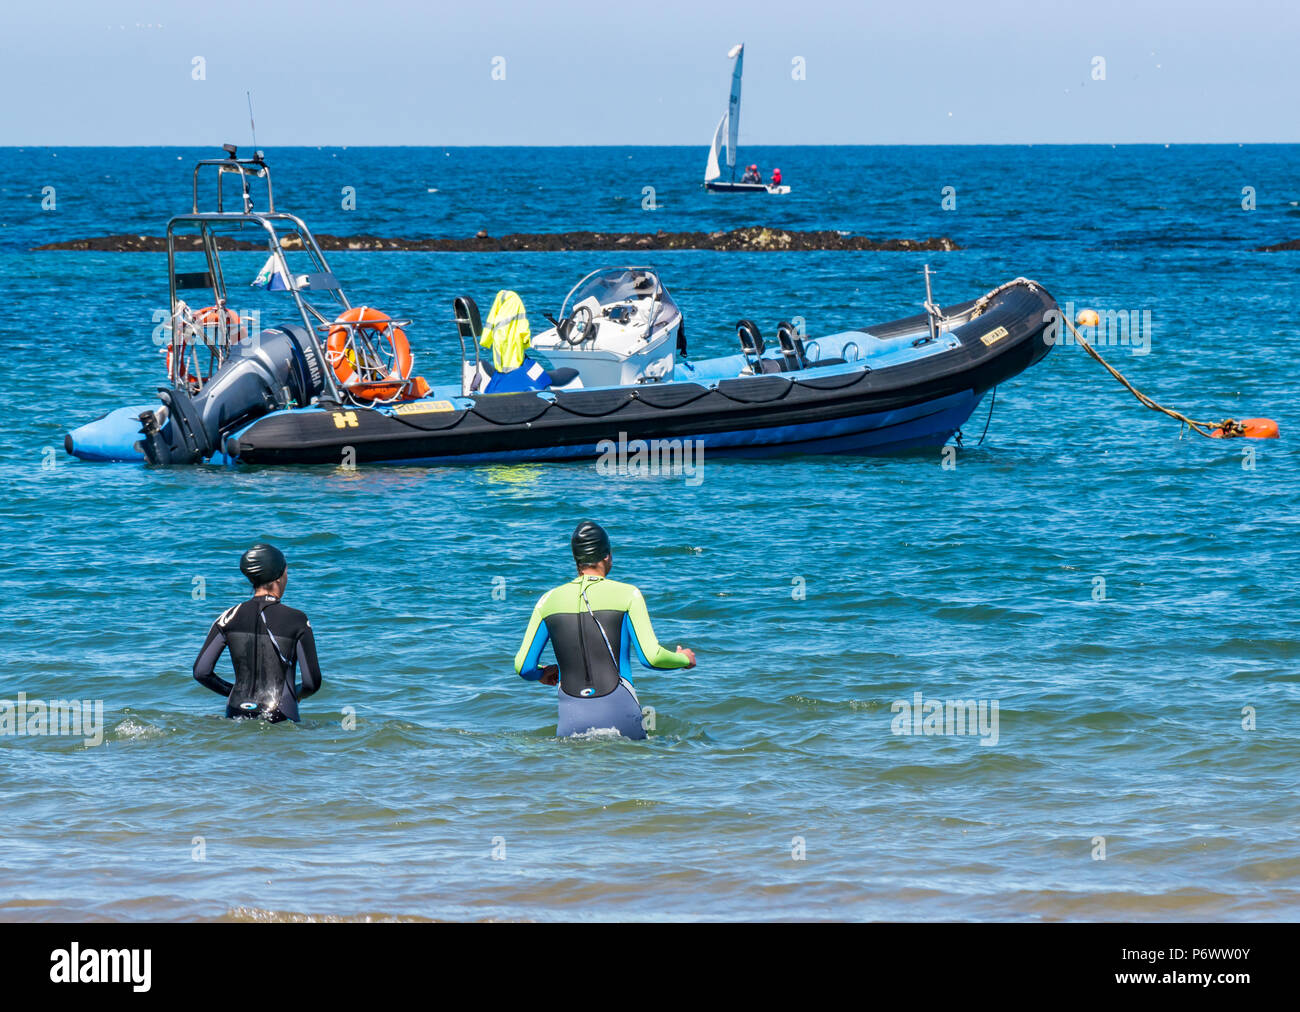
[138,324,326,465]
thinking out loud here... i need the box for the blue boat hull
[334,389,981,466]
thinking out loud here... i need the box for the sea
[0,145,1297,921]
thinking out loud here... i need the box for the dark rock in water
[1256,238,1300,251]
[33,227,962,253]
[33,234,264,252]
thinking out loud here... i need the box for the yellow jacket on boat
[479,290,531,372]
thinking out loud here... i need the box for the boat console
[531,268,683,388]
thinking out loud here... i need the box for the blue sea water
[1,145,1298,921]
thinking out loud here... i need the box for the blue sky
[2,0,1295,145]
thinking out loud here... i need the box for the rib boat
[65,149,1058,467]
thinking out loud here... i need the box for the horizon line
[2,141,1295,149]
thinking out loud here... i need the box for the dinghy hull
[704,180,790,194]
[218,280,1055,466]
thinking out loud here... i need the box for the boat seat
[454,295,482,340]
[777,321,806,370]
[737,319,769,374]
[738,319,854,375]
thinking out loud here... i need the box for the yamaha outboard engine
[138,323,326,465]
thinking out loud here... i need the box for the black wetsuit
[193,595,322,722]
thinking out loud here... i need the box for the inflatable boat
[65,149,1058,467]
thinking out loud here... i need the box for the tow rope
[976,386,997,446]
[1063,312,1279,440]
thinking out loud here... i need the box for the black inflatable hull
[225,281,1057,466]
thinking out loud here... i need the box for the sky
[1,0,1295,145]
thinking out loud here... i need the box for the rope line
[1062,317,1247,439]
[976,386,997,446]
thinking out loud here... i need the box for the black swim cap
[240,543,287,586]
[571,521,611,564]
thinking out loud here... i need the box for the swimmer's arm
[295,624,322,699]
[193,622,234,696]
[514,601,551,681]
[627,589,693,670]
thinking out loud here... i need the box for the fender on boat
[65,405,157,462]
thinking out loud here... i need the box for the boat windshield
[561,268,677,322]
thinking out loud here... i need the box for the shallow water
[1,145,1298,921]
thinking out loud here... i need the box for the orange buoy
[1075,308,1100,327]
[1209,417,1280,439]
[326,306,413,400]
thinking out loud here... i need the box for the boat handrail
[191,146,274,214]
[163,205,348,403]
[317,317,413,398]
[315,318,413,332]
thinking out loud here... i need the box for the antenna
[247,91,258,153]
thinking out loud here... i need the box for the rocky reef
[35,227,961,253]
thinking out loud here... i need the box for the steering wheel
[561,304,594,345]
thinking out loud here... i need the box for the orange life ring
[167,305,245,387]
[326,306,413,400]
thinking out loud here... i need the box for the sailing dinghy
[704,44,790,195]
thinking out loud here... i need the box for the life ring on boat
[326,306,413,400]
[166,304,245,387]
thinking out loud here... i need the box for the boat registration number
[393,400,455,416]
[979,326,1010,346]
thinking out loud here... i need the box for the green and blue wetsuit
[515,575,690,738]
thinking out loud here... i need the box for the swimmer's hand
[539,664,559,686]
[677,646,696,669]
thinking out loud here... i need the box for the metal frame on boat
[163,146,354,404]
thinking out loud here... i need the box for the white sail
[726,43,744,170]
[704,113,726,182]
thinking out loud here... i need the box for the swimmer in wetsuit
[192,543,322,723]
[515,521,696,739]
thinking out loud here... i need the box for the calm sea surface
[1,146,1297,921]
